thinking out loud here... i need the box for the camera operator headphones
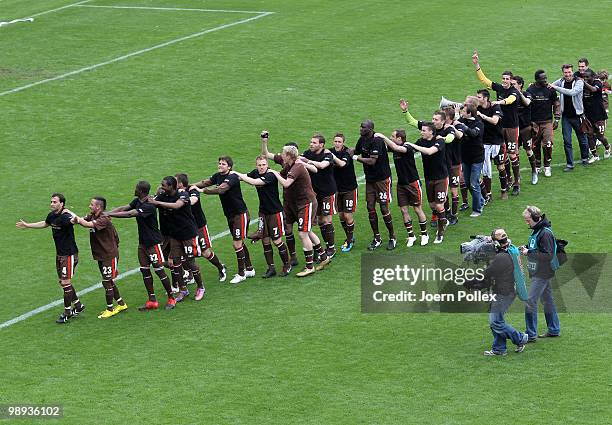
[526,205,542,222]
[491,229,509,249]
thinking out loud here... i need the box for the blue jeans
[524,277,560,339]
[462,162,483,213]
[489,293,526,353]
[561,115,589,167]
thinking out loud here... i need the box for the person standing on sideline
[520,206,560,342]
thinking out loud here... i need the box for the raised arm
[550,79,584,96]
[472,51,493,89]
[406,141,439,156]
[108,204,132,214]
[399,99,420,128]
[106,209,139,218]
[375,132,407,153]
[149,197,187,209]
[72,215,95,229]
[261,131,276,160]
[202,182,231,195]
[194,178,214,189]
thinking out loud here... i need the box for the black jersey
[188,188,207,228]
[302,150,337,197]
[332,147,358,192]
[478,103,504,145]
[491,82,521,128]
[517,91,532,129]
[458,117,485,165]
[416,138,447,181]
[355,135,391,183]
[393,143,420,185]
[45,211,78,256]
[583,80,608,122]
[156,190,197,240]
[210,172,248,218]
[128,198,162,247]
[526,84,558,122]
[247,169,283,214]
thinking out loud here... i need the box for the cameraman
[520,206,560,341]
[468,229,528,356]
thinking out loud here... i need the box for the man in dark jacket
[520,205,560,341]
[467,229,528,356]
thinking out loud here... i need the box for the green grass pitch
[1,0,611,423]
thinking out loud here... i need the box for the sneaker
[367,238,382,251]
[538,332,560,338]
[511,186,520,196]
[183,269,195,285]
[138,300,159,311]
[218,264,227,282]
[262,268,277,279]
[230,274,246,284]
[459,203,469,212]
[72,304,86,316]
[56,312,71,324]
[604,148,611,159]
[195,287,206,301]
[98,308,118,319]
[313,250,320,264]
[420,234,429,246]
[406,235,417,247]
[483,350,507,356]
[469,211,481,218]
[280,264,292,277]
[544,167,551,177]
[114,303,128,314]
[581,159,589,166]
[433,234,444,244]
[165,298,176,310]
[341,238,354,253]
[430,220,438,228]
[327,249,336,259]
[527,337,537,343]
[500,191,508,200]
[448,214,458,226]
[515,334,528,353]
[531,172,538,185]
[245,268,256,278]
[175,290,190,302]
[387,238,397,250]
[290,256,299,267]
[535,167,540,175]
[315,257,331,271]
[563,165,574,172]
[171,285,180,295]
[296,267,316,277]
[588,155,600,164]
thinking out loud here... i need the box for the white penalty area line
[0,220,259,330]
[0,9,274,97]
[76,4,272,14]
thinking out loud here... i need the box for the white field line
[77,4,271,14]
[0,10,274,97]
[28,0,91,18]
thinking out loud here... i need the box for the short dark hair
[477,89,490,99]
[393,129,407,142]
[51,193,66,206]
[136,180,151,195]
[584,69,595,78]
[218,156,233,169]
[312,133,326,145]
[421,122,435,133]
[562,64,573,71]
[513,75,525,87]
[175,173,189,187]
[433,110,446,122]
[93,196,107,210]
[361,119,374,130]
[578,57,589,65]
[334,132,345,141]
[534,69,546,80]
[502,70,513,78]
[162,176,177,189]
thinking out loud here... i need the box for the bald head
[360,120,374,137]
